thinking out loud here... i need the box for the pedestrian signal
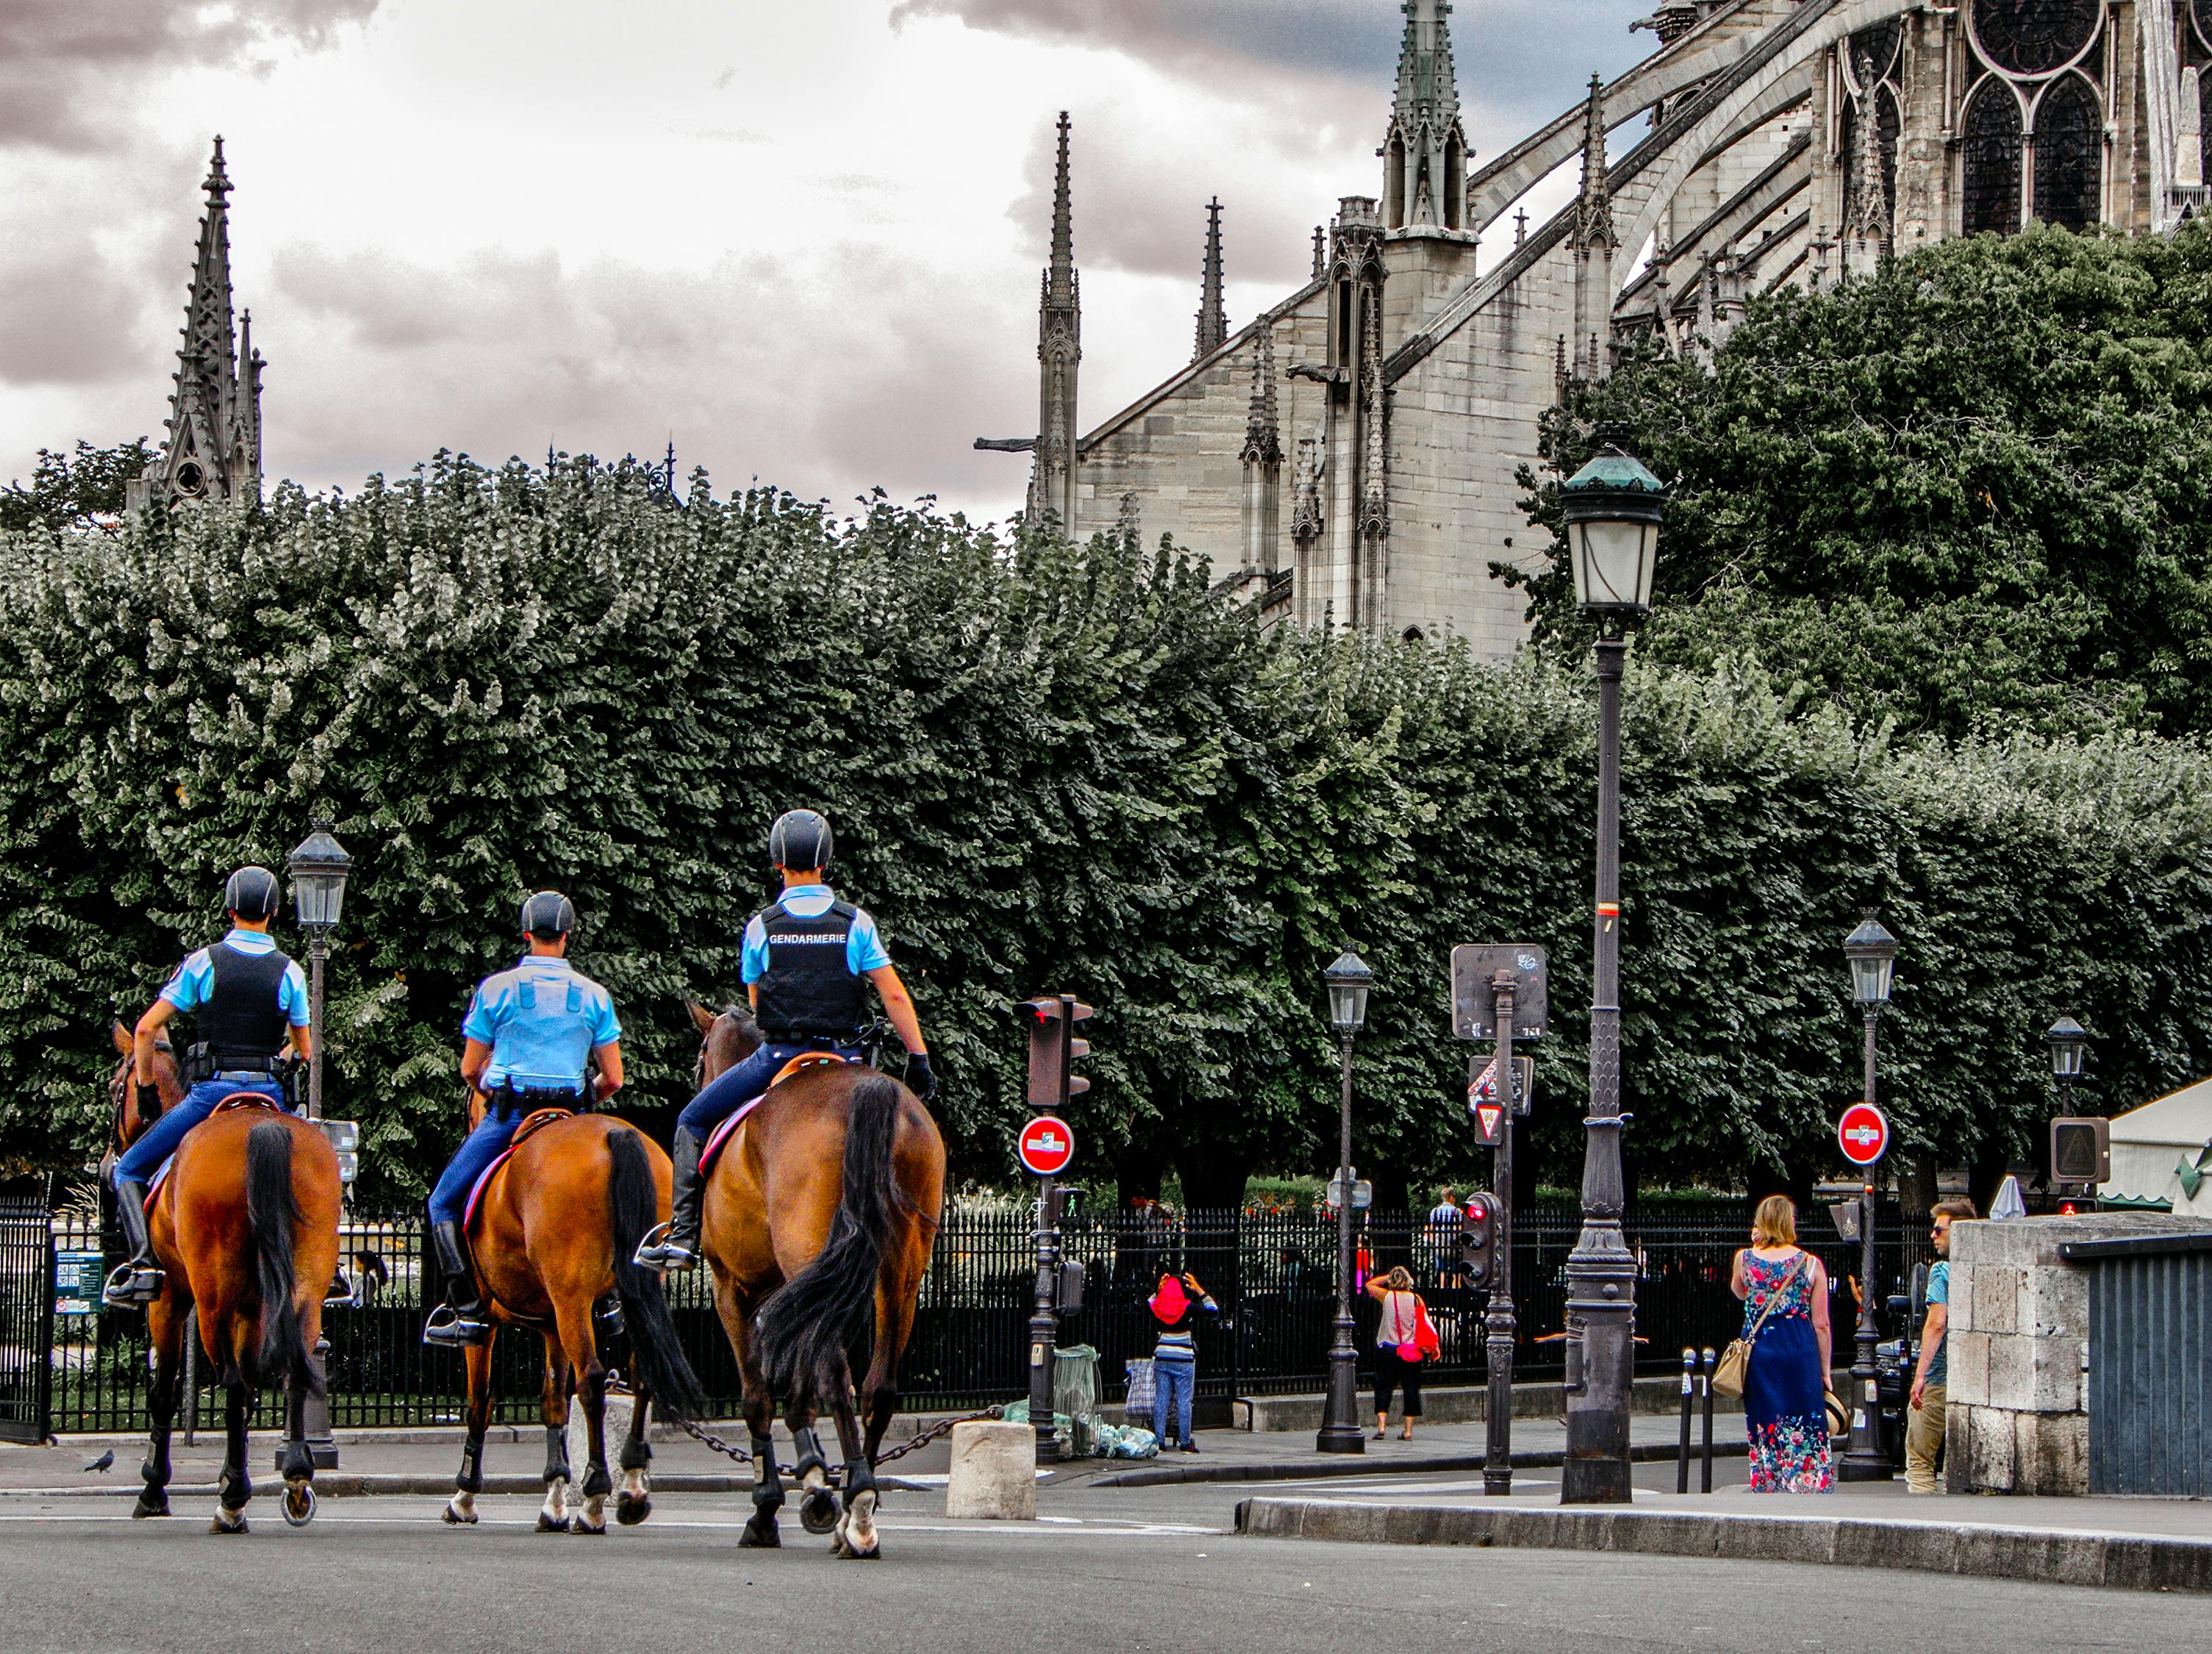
[2049,1117,2110,1186]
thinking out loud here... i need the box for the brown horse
[105,1022,186,1166]
[443,1102,704,1533]
[687,1002,945,1558]
[133,1098,341,1532]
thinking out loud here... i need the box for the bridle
[109,1035,177,1149]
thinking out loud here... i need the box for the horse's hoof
[534,1511,565,1533]
[208,1512,248,1535]
[799,1489,839,1535]
[443,1502,478,1527]
[568,1516,606,1536]
[738,1516,781,1548]
[282,1483,317,1528]
[615,1494,651,1527]
[132,1492,169,1519]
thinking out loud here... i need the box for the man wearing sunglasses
[1907,1195,1976,1493]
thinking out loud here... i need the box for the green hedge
[2,454,2208,1203]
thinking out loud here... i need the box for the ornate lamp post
[2048,1015,2086,1114]
[287,820,351,1123]
[1316,948,1372,1456]
[1839,911,1898,1482]
[285,818,350,1471]
[1558,442,1664,1505]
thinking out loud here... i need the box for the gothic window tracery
[2031,73,2102,229]
[1964,81,2025,236]
[1969,0,2100,77]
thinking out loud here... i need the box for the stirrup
[631,1222,698,1273]
[102,1261,162,1308]
[423,1304,493,1348]
[595,1292,626,1338]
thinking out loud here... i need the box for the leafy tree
[1508,223,2212,741]
[0,440,155,534]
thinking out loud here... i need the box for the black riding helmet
[223,866,281,921]
[520,891,577,939]
[767,809,833,874]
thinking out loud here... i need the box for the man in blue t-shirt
[1906,1195,1975,1493]
[635,809,931,1272]
[422,892,623,1347]
[106,867,314,1306]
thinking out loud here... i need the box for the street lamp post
[285,818,351,1471]
[1839,912,1898,1483]
[1316,948,1372,1456]
[2049,1015,2088,1203]
[1558,442,1665,1506]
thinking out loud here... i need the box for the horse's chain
[665,1405,1005,1472]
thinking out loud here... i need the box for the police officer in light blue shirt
[422,891,624,1347]
[107,867,314,1306]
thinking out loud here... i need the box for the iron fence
[23,1197,1928,1436]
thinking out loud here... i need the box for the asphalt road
[0,1478,2198,1653]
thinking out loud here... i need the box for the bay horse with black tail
[443,1099,704,1533]
[687,1003,944,1558]
[132,1097,340,1532]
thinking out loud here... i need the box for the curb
[1233,1497,2212,1595]
[1089,1440,1747,1489]
[0,1472,936,1502]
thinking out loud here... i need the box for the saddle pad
[696,1053,859,1181]
[144,1156,178,1213]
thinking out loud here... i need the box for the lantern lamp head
[1322,948,1373,1038]
[1842,911,1898,1008]
[287,818,352,934]
[2048,1014,2087,1081]
[1561,445,1666,617]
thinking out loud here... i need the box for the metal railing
[23,1197,1927,1435]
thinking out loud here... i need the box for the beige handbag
[1711,1253,1808,1398]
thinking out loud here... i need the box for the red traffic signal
[1461,1195,1497,1289]
[1023,995,1095,1109]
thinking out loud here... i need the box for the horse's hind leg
[827,1350,878,1561]
[135,1289,187,1519]
[615,1385,653,1526]
[715,1277,781,1548]
[210,1377,251,1534]
[535,1334,572,1533]
[445,1333,498,1525]
[558,1303,612,1535]
[279,1357,317,1526]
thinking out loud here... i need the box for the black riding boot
[423,1220,493,1347]
[103,1180,163,1306]
[634,1129,704,1272]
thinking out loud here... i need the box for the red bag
[1413,1299,1441,1361]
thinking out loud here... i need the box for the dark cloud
[0,0,379,151]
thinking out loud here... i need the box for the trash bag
[1091,1422,1159,1459]
[1054,1345,1101,1455]
[1124,1357,1156,1425]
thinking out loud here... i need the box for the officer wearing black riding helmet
[106,867,314,1306]
[635,809,931,1272]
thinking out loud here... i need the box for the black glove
[906,1051,937,1101]
[135,1083,163,1123]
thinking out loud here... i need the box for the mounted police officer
[635,809,933,1272]
[106,867,312,1306]
[423,892,624,1347]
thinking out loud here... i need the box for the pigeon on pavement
[82,1449,114,1472]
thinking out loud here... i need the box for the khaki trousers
[1905,1382,1947,1494]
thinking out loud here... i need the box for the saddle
[461,1106,577,1231]
[143,1092,290,1210]
[697,1051,855,1181]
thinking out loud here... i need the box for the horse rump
[245,1120,318,1397]
[752,1074,904,1416]
[606,1127,706,1415]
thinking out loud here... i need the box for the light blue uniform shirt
[740,884,892,985]
[160,928,312,1028]
[462,956,622,1094]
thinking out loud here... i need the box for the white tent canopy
[2103,1078,2212,1212]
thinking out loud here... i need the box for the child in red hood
[1148,1271,1217,1452]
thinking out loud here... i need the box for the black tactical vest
[199,942,293,1069]
[753,899,869,1040]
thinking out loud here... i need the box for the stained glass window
[2195,0,2212,57]
[2032,74,2101,229]
[1964,80,2023,236]
[1847,21,1903,92]
[1971,0,2100,77]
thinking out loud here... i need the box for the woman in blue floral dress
[1731,1195,1834,1493]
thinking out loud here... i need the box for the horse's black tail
[246,1120,318,1397]
[607,1126,706,1417]
[754,1075,904,1416]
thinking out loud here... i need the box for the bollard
[1675,1347,1695,1494]
[945,1419,1037,1520]
[1699,1346,1717,1493]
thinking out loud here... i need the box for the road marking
[0,1508,1223,1537]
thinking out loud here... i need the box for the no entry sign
[1018,1114,1075,1177]
[1838,1103,1889,1167]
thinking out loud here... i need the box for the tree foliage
[3,454,2209,1205]
[1510,223,2212,741]
[0,440,154,535]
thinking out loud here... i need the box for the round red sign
[1837,1103,1889,1167]
[1018,1114,1075,1177]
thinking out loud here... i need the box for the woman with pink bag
[1366,1265,1436,1440]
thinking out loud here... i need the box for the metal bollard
[1699,1346,1717,1493]
[1675,1347,1695,1493]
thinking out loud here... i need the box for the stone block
[944,1421,1036,1520]
[2024,1264,2086,1339]
[1944,1402,1975,1493]
[1965,1403,2019,1491]
[1986,1333,2083,1413]
[1944,1331,1990,1407]
[1945,1263,1973,1332]
[1968,1267,2019,1335]
[2014,1410,2089,1496]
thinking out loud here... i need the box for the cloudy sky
[0,0,1653,526]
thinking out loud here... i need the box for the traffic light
[1461,1193,1497,1290]
[2050,1117,2111,1186]
[1023,994,1095,1109]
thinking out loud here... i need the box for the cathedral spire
[1241,326,1281,469]
[1846,55,1891,265]
[1383,1,1470,230]
[1570,74,1618,381]
[1032,112,1082,531]
[129,136,263,516]
[1194,198,1228,359]
[1573,75,1616,252]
